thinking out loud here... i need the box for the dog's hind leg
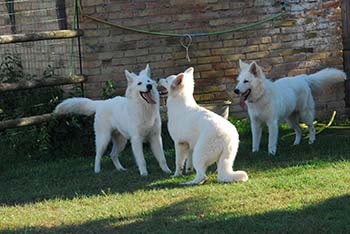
[110,132,127,171]
[131,136,148,176]
[286,113,302,145]
[94,131,111,174]
[181,137,213,185]
[149,133,172,174]
[181,151,207,185]
[301,109,315,144]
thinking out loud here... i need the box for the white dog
[54,64,171,175]
[234,60,346,155]
[158,67,248,185]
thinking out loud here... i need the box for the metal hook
[180,34,192,62]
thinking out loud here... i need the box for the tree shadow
[235,127,350,172]
[2,195,349,234]
[1,126,348,206]
[0,145,180,206]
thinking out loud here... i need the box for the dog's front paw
[160,164,172,174]
[140,170,148,176]
[172,171,182,177]
[164,168,172,174]
[115,164,127,171]
[180,181,196,186]
[268,145,277,156]
[180,177,206,186]
[94,166,101,174]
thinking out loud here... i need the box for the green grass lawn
[0,118,349,234]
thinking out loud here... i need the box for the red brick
[21,0,342,118]
[197,56,222,64]
[320,1,340,9]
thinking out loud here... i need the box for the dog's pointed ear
[171,73,184,89]
[145,64,151,77]
[249,61,260,77]
[125,69,134,83]
[239,59,249,70]
[184,67,194,76]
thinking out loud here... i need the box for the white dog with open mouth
[54,64,171,175]
[158,67,248,185]
[234,60,346,155]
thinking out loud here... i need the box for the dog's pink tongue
[239,96,246,109]
[144,92,156,104]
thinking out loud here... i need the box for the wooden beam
[0,29,83,44]
[5,0,16,34]
[56,0,68,30]
[0,113,56,131]
[0,75,86,93]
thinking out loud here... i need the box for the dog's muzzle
[237,88,251,109]
[241,89,251,101]
[157,85,168,97]
[140,87,156,105]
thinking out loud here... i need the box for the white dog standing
[158,67,248,185]
[234,60,346,155]
[54,64,171,175]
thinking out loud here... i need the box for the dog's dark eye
[147,80,150,83]
[243,80,249,83]
[137,82,142,85]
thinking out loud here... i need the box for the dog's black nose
[146,84,152,90]
[234,89,240,94]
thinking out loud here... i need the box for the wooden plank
[5,0,16,34]
[0,113,54,131]
[342,1,350,38]
[342,0,350,112]
[0,75,86,93]
[343,38,350,50]
[0,29,83,44]
[343,51,350,71]
[56,0,68,30]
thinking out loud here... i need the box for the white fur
[235,60,346,155]
[54,64,171,175]
[159,67,248,185]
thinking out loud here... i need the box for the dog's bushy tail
[217,146,248,183]
[54,97,97,116]
[218,169,249,183]
[306,68,346,93]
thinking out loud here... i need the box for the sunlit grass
[0,118,349,234]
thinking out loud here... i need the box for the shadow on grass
[1,123,349,206]
[2,195,350,234]
[236,127,350,171]
[0,151,181,206]
[0,136,197,206]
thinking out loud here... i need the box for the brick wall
[78,0,345,118]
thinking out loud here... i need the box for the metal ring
[180,34,192,49]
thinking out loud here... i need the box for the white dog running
[54,64,171,175]
[234,60,346,155]
[158,67,248,185]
